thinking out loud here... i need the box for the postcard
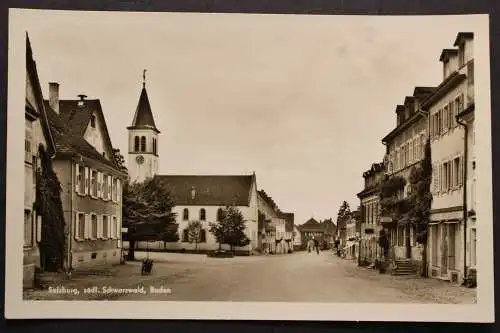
[5,9,494,322]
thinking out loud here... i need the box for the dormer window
[90,115,96,128]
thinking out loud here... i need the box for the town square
[16,11,485,308]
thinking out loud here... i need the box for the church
[126,76,260,254]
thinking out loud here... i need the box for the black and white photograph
[5,9,494,322]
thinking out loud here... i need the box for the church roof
[127,87,160,133]
[302,218,320,226]
[155,175,254,206]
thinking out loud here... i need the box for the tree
[335,201,351,238]
[187,220,202,252]
[209,206,250,253]
[402,139,432,277]
[112,148,127,173]
[35,144,66,272]
[122,176,178,260]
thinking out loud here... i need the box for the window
[140,136,146,152]
[467,61,474,85]
[134,136,140,152]
[24,210,32,246]
[200,208,206,221]
[470,228,477,267]
[458,43,465,67]
[441,161,452,192]
[75,213,85,240]
[75,164,87,194]
[183,208,189,221]
[103,174,109,200]
[153,138,157,154]
[90,115,96,128]
[217,208,224,222]
[91,170,98,197]
[103,215,109,239]
[91,214,98,239]
[452,157,460,188]
[112,178,118,202]
[25,122,33,163]
[182,229,189,242]
[112,216,118,239]
[443,106,449,134]
[457,94,464,114]
[107,175,112,201]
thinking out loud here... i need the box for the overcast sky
[22,10,480,225]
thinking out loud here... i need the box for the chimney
[77,94,87,107]
[49,82,59,114]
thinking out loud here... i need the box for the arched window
[200,229,206,243]
[200,208,206,221]
[134,136,140,152]
[140,136,146,152]
[217,208,224,222]
[183,208,189,221]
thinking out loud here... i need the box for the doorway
[405,225,412,259]
[440,224,448,277]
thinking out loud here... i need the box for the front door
[440,224,448,276]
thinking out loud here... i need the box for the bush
[207,250,234,258]
[287,249,292,254]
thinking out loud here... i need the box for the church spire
[127,70,160,134]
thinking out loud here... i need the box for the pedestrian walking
[307,238,314,253]
[314,238,319,254]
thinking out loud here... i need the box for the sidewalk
[334,256,476,304]
[23,260,200,301]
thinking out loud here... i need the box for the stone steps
[392,260,417,276]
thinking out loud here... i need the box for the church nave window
[183,208,189,221]
[140,136,146,152]
[200,208,206,221]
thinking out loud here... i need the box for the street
[25,251,476,304]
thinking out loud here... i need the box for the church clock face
[136,155,144,165]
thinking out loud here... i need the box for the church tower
[127,70,160,183]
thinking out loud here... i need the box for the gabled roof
[302,217,320,226]
[44,99,121,170]
[26,33,56,155]
[44,103,124,172]
[362,162,384,178]
[155,175,254,206]
[127,87,160,133]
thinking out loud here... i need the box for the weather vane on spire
[142,69,147,88]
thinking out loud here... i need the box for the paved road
[119,251,475,303]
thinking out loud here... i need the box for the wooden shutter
[108,217,112,239]
[84,167,89,195]
[108,175,112,201]
[111,177,115,202]
[98,172,102,198]
[74,213,79,240]
[437,163,442,194]
[36,215,42,242]
[459,155,464,186]
[84,214,89,239]
[117,179,121,202]
[75,163,80,193]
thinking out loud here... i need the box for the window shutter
[36,215,42,242]
[97,172,102,198]
[459,155,464,186]
[117,179,121,202]
[98,215,102,239]
[75,163,80,192]
[84,167,89,195]
[108,217,112,239]
[116,217,121,239]
[437,164,442,194]
[84,214,89,239]
[111,176,115,202]
[108,175,112,200]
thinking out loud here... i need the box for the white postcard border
[4,9,495,322]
